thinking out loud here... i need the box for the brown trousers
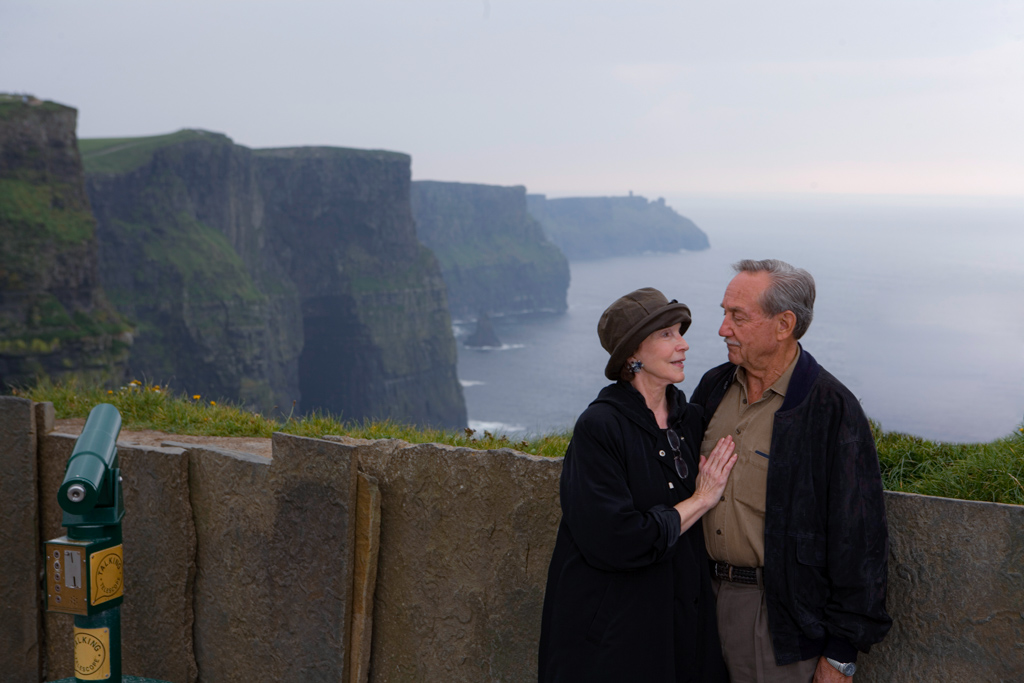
[712,578,819,683]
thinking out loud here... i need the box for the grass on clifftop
[12,379,1024,504]
[79,129,232,174]
[15,378,571,458]
[873,424,1024,504]
[0,94,70,119]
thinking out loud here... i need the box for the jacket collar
[715,343,820,414]
[590,381,685,437]
[591,382,697,493]
[779,344,820,412]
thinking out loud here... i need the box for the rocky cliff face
[0,95,130,389]
[85,130,299,411]
[82,132,465,428]
[256,148,464,427]
[527,193,709,260]
[412,181,569,320]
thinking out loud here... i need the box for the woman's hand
[692,435,737,511]
[672,435,737,535]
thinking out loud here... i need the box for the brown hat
[598,287,692,381]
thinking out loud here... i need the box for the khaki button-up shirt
[702,349,800,568]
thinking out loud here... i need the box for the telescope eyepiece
[67,484,87,504]
[59,403,122,515]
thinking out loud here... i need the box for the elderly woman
[539,287,736,683]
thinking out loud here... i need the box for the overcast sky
[3,0,1023,198]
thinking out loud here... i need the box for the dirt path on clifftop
[52,418,272,459]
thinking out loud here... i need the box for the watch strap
[825,657,857,676]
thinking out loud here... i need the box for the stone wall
[327,435,562,680]
[2,398,1022,682]
[857,492,1024,681]
[0,397,41,681]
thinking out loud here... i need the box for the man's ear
[776,311,797,340]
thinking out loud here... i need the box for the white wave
[459,379,485,387]
[465,343,525,351]
[468,420,526,435]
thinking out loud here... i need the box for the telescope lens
[67,484,87,503]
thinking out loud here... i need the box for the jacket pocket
[791,535,829,629]
[796,535,827,568]
[585,575,622,646]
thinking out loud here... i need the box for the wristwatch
[826,657,857,676]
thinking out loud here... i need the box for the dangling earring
[628,359,643,373]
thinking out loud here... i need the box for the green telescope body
[47,403,126,678]
[59,403,123,516]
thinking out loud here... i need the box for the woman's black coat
[538,382,727,683]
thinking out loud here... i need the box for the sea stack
[464,313,502,348]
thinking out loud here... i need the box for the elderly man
[691,259,891,683]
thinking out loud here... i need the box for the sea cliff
[412,181,569,320]
[527,193,709,260]
[0,95,130,389]
[82,130,466,428]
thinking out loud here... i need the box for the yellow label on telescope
[74,626,110,680]
[89,544,123,606]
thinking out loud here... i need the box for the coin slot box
[45,538,122,616]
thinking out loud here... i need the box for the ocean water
[456,196,1024,443]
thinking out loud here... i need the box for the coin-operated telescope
[45,403,125,682]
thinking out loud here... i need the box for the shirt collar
[734,346,802,399]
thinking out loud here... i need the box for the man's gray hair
[732,259,816,339]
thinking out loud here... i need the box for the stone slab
[53,417,272,459]
[189,433,357,682]
[353,439,563,682]
[350,471,382,683]
[0,396,41,682]
[39,434,196,683]
[857,491,1024,681]
[36,400,55,433]
[38,432,77,683]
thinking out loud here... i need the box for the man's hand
[813,656,852,682]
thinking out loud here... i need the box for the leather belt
[709,560,763,587]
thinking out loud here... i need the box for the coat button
[659,450,665,456]
[716,529,722,535]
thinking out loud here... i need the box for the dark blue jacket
[539,382,727,683]
[691,347,892,665]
